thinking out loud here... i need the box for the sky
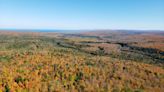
[0,0,164,30]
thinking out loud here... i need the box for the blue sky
[0,0,164,30]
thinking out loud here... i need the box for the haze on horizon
[0,0,164,31]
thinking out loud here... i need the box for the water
[0,29,83,33]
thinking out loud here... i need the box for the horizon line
[0,28,164,32]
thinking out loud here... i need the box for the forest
[0,30,164,92]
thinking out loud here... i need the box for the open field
[0,30,164,92]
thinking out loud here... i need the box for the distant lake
[0,29,83,33]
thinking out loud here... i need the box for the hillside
[0,30,164,92]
